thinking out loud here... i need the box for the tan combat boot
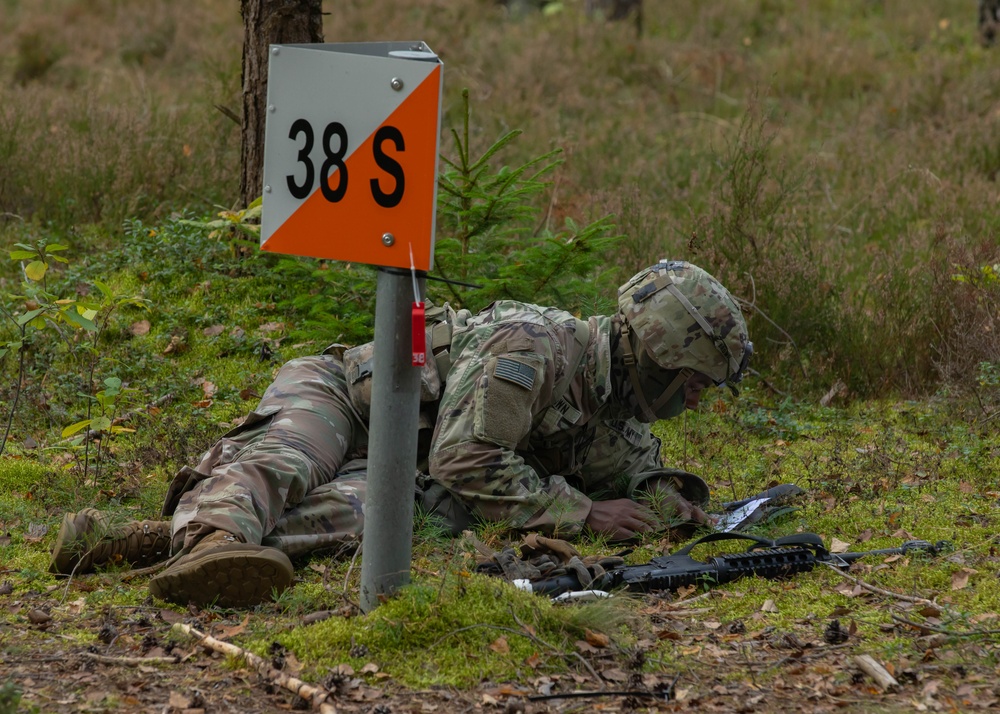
[147,531,294,609]
[50,508,172,575]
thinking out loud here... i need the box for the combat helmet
[617,260,752,421]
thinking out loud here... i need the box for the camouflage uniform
[429,300,661,536]
[164,300,661,557]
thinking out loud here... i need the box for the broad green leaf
[91,416,112,432]
[62,419,93,437]
[49,254,69,264]
[79,307,98,321]
[44,243,69,252]
[247,195,263,210]
[110,426,136,434]
[9,250,35,260]
[61,308,97,331]
[94,280,113,299]
[24,260,48,281]
[16,307,45,326]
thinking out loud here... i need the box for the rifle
[515,532,949,597]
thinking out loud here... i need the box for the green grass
[3,392,998,690]
[0,0,999,701]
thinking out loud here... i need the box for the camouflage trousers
[164,355,464,558]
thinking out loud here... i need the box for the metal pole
[359,267,425,612]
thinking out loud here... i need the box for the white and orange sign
[261,42,442,271]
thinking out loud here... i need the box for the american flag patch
[494,357,536,390]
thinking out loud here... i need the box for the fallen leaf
[259,321,285,334]
[163,335,186,355]
[302,610,335,626]
[857,529,873,543]
[332,664,354,676]
[215,613,249,640]
[360,662,379,675]
[892,528,915,540]
[168,692,191,709]
[525,653,541,669]
[675,584,697,599]
[602,668,629,682]
[158,609,185,625]
[830,538,850,554]
[951,568,977,591]
[130,320,150,336]
[575,640,600,654]
[239,388,260,401]
[202,324,225,337]
[27,609,52,624]
[584,629,609,648]
[283,652,303,675]
[192,400,212,408]
[24,522,49,542]
[489,636,510,654]
[202,381,217,397]
[761,599,779,613]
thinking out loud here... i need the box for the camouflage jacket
[427,300,662,535]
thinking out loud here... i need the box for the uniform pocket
[473,352,545,449]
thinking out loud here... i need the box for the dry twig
[172,623,337,713]
[890,614,1000,639]
[854,654,899,692]
[820,562,956,615]
[82,652,181,666]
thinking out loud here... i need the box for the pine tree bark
[240,0,324,209]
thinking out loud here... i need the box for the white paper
[715,497,770,532]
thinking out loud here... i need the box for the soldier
[50,260,751,608]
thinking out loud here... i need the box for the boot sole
[148,545,294,608]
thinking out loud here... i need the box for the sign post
[261,41,442,611]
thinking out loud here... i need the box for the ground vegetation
[0,1,998,712]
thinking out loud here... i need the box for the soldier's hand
[585,499,661,541]
[639,476,714,528]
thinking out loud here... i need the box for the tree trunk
[240,0,323,209]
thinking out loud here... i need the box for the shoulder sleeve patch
[494,356,536,390]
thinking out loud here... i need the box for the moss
[267,572,629,688]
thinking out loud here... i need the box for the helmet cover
[617,260,751,388]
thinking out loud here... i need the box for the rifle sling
[671,531,829,558]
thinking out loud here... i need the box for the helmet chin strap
[620,324,692,421]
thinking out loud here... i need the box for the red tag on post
[411,302,426,366]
